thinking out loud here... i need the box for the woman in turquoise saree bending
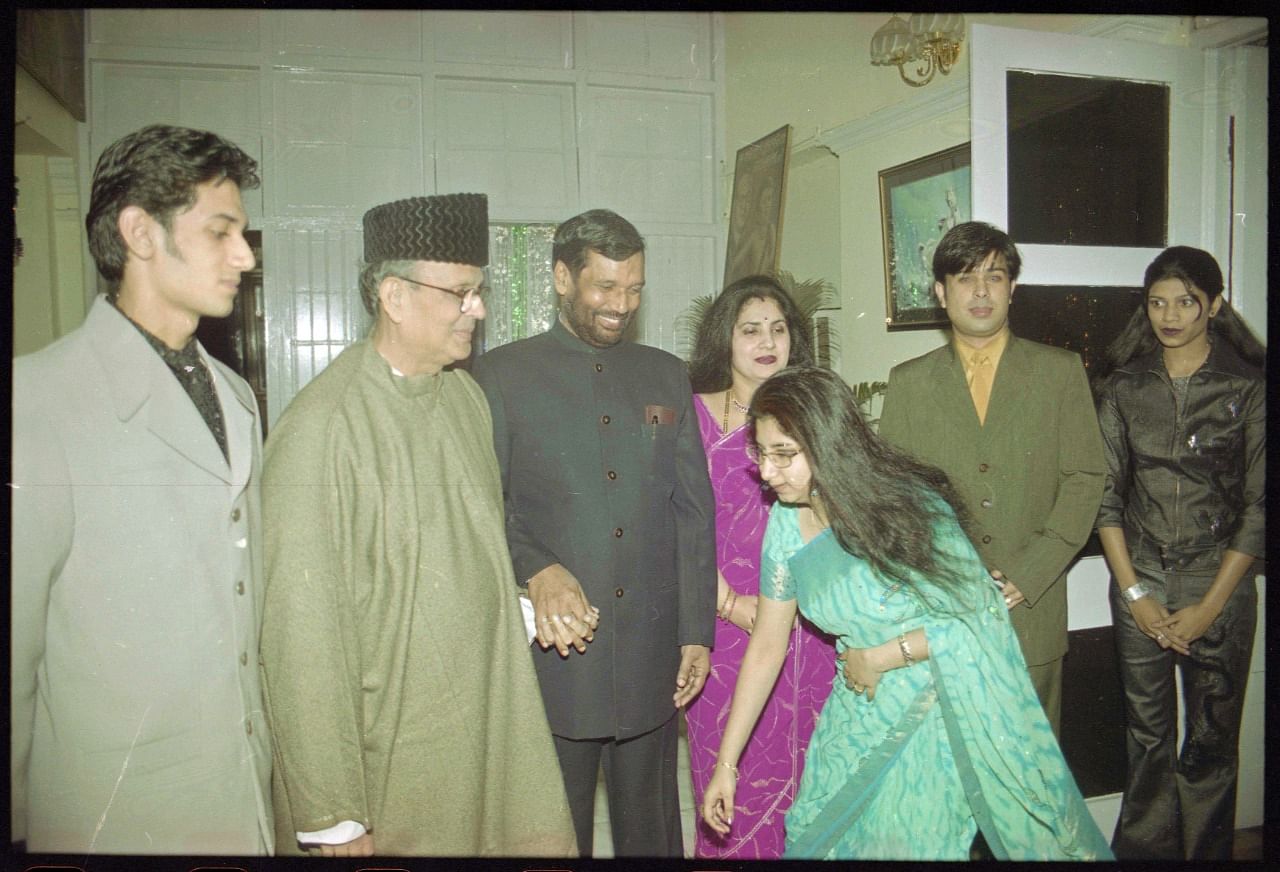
[701,367,1111,860]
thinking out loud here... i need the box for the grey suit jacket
[877,334,1105,666]
[472,319,716,740]
[10,296,274,854]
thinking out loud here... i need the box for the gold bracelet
[718,590,738,622]
[717,760,739,777]
[898,632,914,666]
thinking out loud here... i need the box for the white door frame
[969,23,1207,286]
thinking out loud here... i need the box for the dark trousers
[552,715,683,858]
[1109,564,1256,860]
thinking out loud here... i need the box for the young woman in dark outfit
[1093,246,1265,860]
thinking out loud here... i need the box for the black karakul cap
[362,193,489,267]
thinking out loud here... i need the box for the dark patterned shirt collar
[128,319,203,371]
[110,298,229,463]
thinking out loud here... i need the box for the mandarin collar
[365,339,445,399]
[549,314,626,355]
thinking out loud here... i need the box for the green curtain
[484,224,557,351]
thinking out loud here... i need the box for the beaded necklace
[878,582,903,612]
[720,389,750,434]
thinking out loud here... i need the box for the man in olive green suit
[875,221,1105,737]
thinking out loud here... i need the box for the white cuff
[297,819,366,846]
[520,594,536,645]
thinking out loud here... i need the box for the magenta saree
[684,396,835,858]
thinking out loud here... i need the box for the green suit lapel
[927,344,983,430]
[984,335,1034,432]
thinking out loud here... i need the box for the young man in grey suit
[471,209,717,857]
[869,221,1105,738]
[11,125,273,854]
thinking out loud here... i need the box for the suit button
[613,527,624,538]
[981,498,993,508]
[601,415,611,425]
[978,463,989,473]
[240,652,249,666]
[615,588,625,597]
[236,580,245,595]
[231,507,242,522]
[982,534,992,544]
[607,470,617,480]
[595,363,604,373]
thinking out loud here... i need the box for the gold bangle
[718,590,737,622]
[898,632,914,666]
[717,760,739,777]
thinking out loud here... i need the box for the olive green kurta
[260,339,575,856]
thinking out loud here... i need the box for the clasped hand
[1128,596,1196,655]
[836,645,883,700]
[528,565,600,657]
[989,569,1025,610]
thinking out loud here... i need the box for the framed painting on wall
[724,125,791,287]
[879,143,971,330]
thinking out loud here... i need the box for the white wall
[14,66,87,351]
[84,9,725,425]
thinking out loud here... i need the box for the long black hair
[750,366,975,600]
[1094,246,1265,389]
[688,275,814,393]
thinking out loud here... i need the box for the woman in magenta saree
[684,276,834,858]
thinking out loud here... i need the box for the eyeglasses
[745,443,804,469]
[398,275,489,313]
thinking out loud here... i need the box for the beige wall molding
[815,81,965,156]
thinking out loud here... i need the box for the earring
[810,485,819,498]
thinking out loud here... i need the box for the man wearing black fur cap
[259,194,576,857]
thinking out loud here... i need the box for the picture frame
[879,143,971,330]
[724,125,791,287]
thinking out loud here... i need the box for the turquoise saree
[760,502,1112,861]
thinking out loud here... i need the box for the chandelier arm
[897,61,929,87]
[898,53,935,88]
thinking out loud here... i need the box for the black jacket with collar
[471,318,716,739]
[1095,339,1265,571]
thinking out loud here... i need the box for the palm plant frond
[851,379,889,431]
[773,270,836,321]
[851,380,888,408]
[775,270,841,365]
[674,293,714,359]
